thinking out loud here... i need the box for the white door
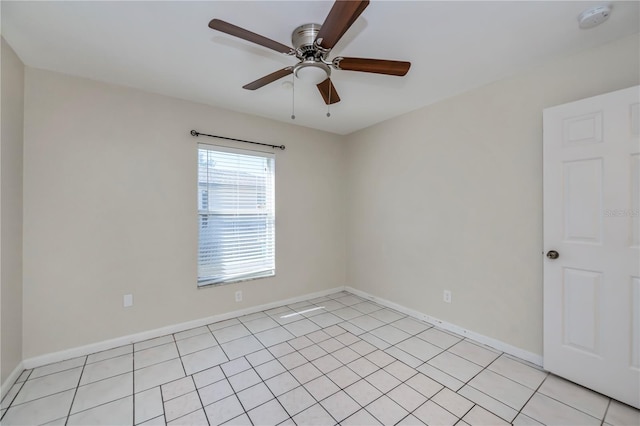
[543,85,640,408]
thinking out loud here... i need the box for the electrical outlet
[443,290,452,304]
[123,294,133,308]
[235,291,242,302]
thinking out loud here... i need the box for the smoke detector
[578,5,611,29]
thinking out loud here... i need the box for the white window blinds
[197,144,275,286]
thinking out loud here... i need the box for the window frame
[197,143,276,287]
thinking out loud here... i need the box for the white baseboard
[21,284,543,371]
[345,286,543,367]
[1,361,24,400]
[22,286,345,370]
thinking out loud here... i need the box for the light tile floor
[2,291,639,425]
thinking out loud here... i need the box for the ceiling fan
[208,0,411,105]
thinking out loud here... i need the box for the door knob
[546,250,559,259]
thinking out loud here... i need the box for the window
[197,144,275,286]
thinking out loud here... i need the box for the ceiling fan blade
[316,0,369,50]
[209,19,293,54]
[243,67,293,90]
[335,57,411,76]
[317,78,341,105]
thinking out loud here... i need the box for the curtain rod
[190,130,285,150]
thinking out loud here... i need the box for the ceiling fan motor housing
[292,23,324,59]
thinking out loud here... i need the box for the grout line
[1,385,80,411]
[511,371,550,423]
[85,344,133,366]
[218,358,257,426]
[600,399,612,426]
[447,340,502,368]
[84,350,133,370]
[171,335,188,380]
[480,354,550,392]
[531,381,609,422]
[462,381,525,422]
[62,356,88,425]
[198,376,234,409]
[428,388,474,420]
[134,335,177,353]
[165,392,208,426]
[0,377,27,413]
[158,383,168,426]
[131,348,136,425]
[420,348,520,421]
[447,352,491,385]
[11,367,137,412]
[59,394,133,420]
[20,369,33,383]
[453,404,477,426]
[166,407,205,426]
[18,362,85,383]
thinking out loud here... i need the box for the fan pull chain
[326,78,332,117]
[291,74,296,120]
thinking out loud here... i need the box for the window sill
[197,272,275,289]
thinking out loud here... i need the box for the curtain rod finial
[190,130,199,137]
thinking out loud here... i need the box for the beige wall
[1,38,25,383]
[17,34,640,361]
[22,68,346,358]
[345,35,640,356]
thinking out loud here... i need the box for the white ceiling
[2,1,638,135]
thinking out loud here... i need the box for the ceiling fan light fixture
[293,61,330,85]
